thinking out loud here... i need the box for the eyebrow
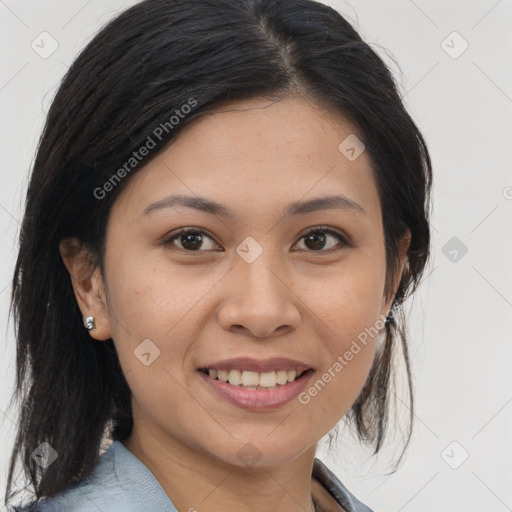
[142,193,365,218]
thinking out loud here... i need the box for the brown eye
[294,227,349,252]
[163,226,349,253]
[164,228,220,251]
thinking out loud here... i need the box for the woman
[4,0,432,510]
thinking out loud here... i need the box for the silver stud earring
[83,316,96,330]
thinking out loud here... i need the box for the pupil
[182,232,202,250]
[306,232,325,250]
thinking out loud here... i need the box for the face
[64,96,409,468]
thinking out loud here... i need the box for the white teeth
[217,370,229,382]
[207,368,305,388]
[228,369,242,386]
[276,370,288,385]
[241,371,259,387]
[259,371,277,387]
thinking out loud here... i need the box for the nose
[216,255,301,338]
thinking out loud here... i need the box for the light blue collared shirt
[21,440,374,511]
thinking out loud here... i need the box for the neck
[122,425,317,512]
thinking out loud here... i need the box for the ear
[380,229,411,319]
[59,237,112,341]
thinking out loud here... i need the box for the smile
[197,366,314,410]
[199,368,307,389]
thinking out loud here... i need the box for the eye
[293,226,349,252]
[163,226,350,253]
[164,227,221,252]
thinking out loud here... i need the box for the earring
[83,316,96,330]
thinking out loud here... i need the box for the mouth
[198,367,311,390]
[196,358,315,410]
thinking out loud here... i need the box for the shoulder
[24,446,131,511]
[19,441,170,512]
[313,458,375,512]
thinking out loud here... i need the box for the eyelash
[163,226,350,253]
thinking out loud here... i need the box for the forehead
[111,96,380,223]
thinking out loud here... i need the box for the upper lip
[199,357,313,373]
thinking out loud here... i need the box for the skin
[61,95,410,512]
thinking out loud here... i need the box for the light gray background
[1,1,511,511]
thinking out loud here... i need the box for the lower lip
[197,370,314,410]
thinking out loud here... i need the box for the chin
[208,435,314,470]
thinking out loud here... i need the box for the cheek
[305,255,386,344]
[104,252,221,411]
[104,248,213,342]
[104,260,204,430]
[297,257,385,410]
